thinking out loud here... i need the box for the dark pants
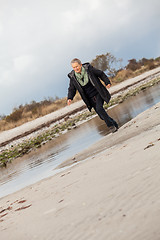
[90,93,117,127]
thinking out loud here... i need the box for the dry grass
[111,62,160,84]
[0,94,81,132]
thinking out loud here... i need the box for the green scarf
[75,66,89,86]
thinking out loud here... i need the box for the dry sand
[0,101,160,240]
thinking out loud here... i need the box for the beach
[0,100,160,239]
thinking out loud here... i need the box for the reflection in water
[109,84,160,128]
[0,83,160,198]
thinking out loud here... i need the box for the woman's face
[71,62,82,73]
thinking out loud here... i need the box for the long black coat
[67,63,111,111]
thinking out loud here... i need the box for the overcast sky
[0,0,160,115]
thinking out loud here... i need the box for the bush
[5,108,23,122]
[148,61,156,70]
[126,59,141,71]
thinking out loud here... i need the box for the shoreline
[0,102,160,239]
[0,67,160,166]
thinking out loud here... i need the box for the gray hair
[71,58,82,65]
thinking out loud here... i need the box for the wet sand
[0,102,160,240]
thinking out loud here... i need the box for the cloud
[13,55,35,72]
[0,0,160,115]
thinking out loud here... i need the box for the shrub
[148,61,156,70]
[126,59,141,71]
[5,108,23,122]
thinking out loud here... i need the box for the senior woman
[67,58,118,132]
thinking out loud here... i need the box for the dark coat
[67,63,111,111]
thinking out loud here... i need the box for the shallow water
[0,83,160,198]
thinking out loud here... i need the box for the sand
[0,101,160,240]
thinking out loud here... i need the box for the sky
[0,0,160,115]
